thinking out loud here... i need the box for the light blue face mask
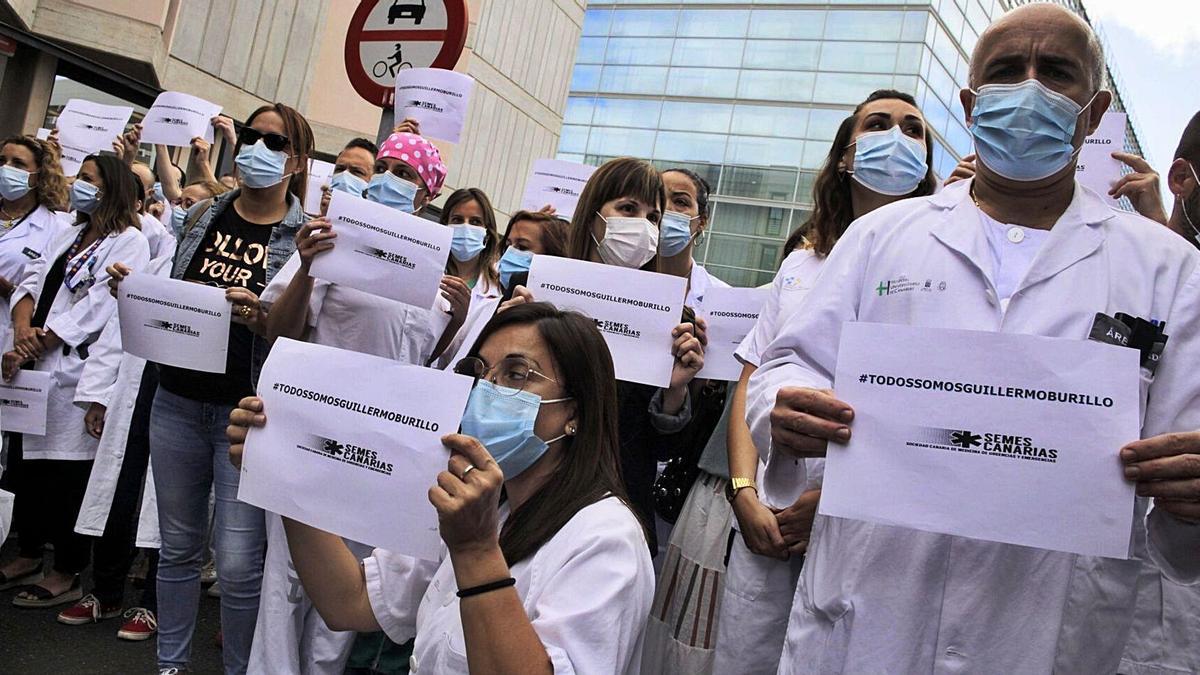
[235,140,291,189]
[499,247,533,290]
[366,172,419,213]
[170,205,188,233]
[329,170,368,197]
[0,165,33,201]
[459,380,571,479]
[659,210,698,258]
[152,181,166,204]
[451,224,487,262]
[71,180,101,214]
[848,126,929,196]
[969,79,1096,182]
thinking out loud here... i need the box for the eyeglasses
[238,127,290,152]
[454,356,561,396]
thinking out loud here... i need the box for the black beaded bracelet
[456,577,516,599]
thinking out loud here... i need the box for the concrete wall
[445,0,584,216]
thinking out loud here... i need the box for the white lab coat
[0,205,71,352]
[685,262,728,309]
[746,180,1200,674]
[1118,549,1200,675]
[139,211,177,263]
[714,249,826,675]
[12,224,150,461]
[435,267,502,369]
[365,497,654,674]
[73,256,173,548]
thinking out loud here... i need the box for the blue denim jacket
[174,188,304,386]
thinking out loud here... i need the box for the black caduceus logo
[950,430,982,449]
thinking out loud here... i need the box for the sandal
[0,564,44,591]
[12,576,82,608]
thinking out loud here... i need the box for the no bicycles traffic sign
[344,0,469,107]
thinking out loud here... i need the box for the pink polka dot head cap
[377,132,447,196]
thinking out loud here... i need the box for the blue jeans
[151,386,266,674]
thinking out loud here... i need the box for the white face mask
[593,212,658,268]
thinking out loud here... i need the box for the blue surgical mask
[499,247,533,290]
[152,181,166,204]
[459,380,571,479]
[170,205,188,234]
[0,166,33,201]
[969,79,1096,182]
[71,180,101,214]
[659,210,698,257]
[235,140,291,189]
[329,170,368,197]
[450,224,487,262]
[848,126,929,196]
[366,172,419,213]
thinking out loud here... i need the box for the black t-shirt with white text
[158,205,274,405]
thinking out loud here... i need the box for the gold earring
[566,424,577,436]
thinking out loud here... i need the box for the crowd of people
[0,3,1197,674]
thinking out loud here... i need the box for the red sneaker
[57,593,122,625]
[116,607,157,641]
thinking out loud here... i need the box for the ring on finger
[460,464,476,480]
[238,305,252,318]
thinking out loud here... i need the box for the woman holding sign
[254,131,461,674]
[714,89,937,674]
[1,153,150,608]
[507,157,708,552]
[429,188,504,366]
[108,102,314,675]
[227,302,655,673]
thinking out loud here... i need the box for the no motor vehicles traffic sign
[344,0,468,107]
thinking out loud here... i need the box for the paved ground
[0,539,224,674]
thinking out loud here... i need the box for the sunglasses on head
[238,127,290,152]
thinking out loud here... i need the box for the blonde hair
[1,136,68,212]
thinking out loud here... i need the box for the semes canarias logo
[907,427,1059,464]
[356,245,415,270]
[146,319,201,338]
[298,434,394,476]
[593,318,640,339]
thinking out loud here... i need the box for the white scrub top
[261,252,452,365]
[365,497,654,674]
[747,180,1200,673]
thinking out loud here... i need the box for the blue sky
[1083,0,1200,201]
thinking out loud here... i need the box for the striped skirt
[641,471,733,675]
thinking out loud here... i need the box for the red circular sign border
[344,0,469,108]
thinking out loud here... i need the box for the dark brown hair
[441,187,500,291]
[77,154,141,236]
[0,136,68,212]
[238,103,314,202]
[799,90,937,260]
[566,157,665,267]
[466,302,637,565]
[504,210,569,257]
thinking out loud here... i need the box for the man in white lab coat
[747,4,1200,674]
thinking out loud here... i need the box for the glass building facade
[558,0,1145,287]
